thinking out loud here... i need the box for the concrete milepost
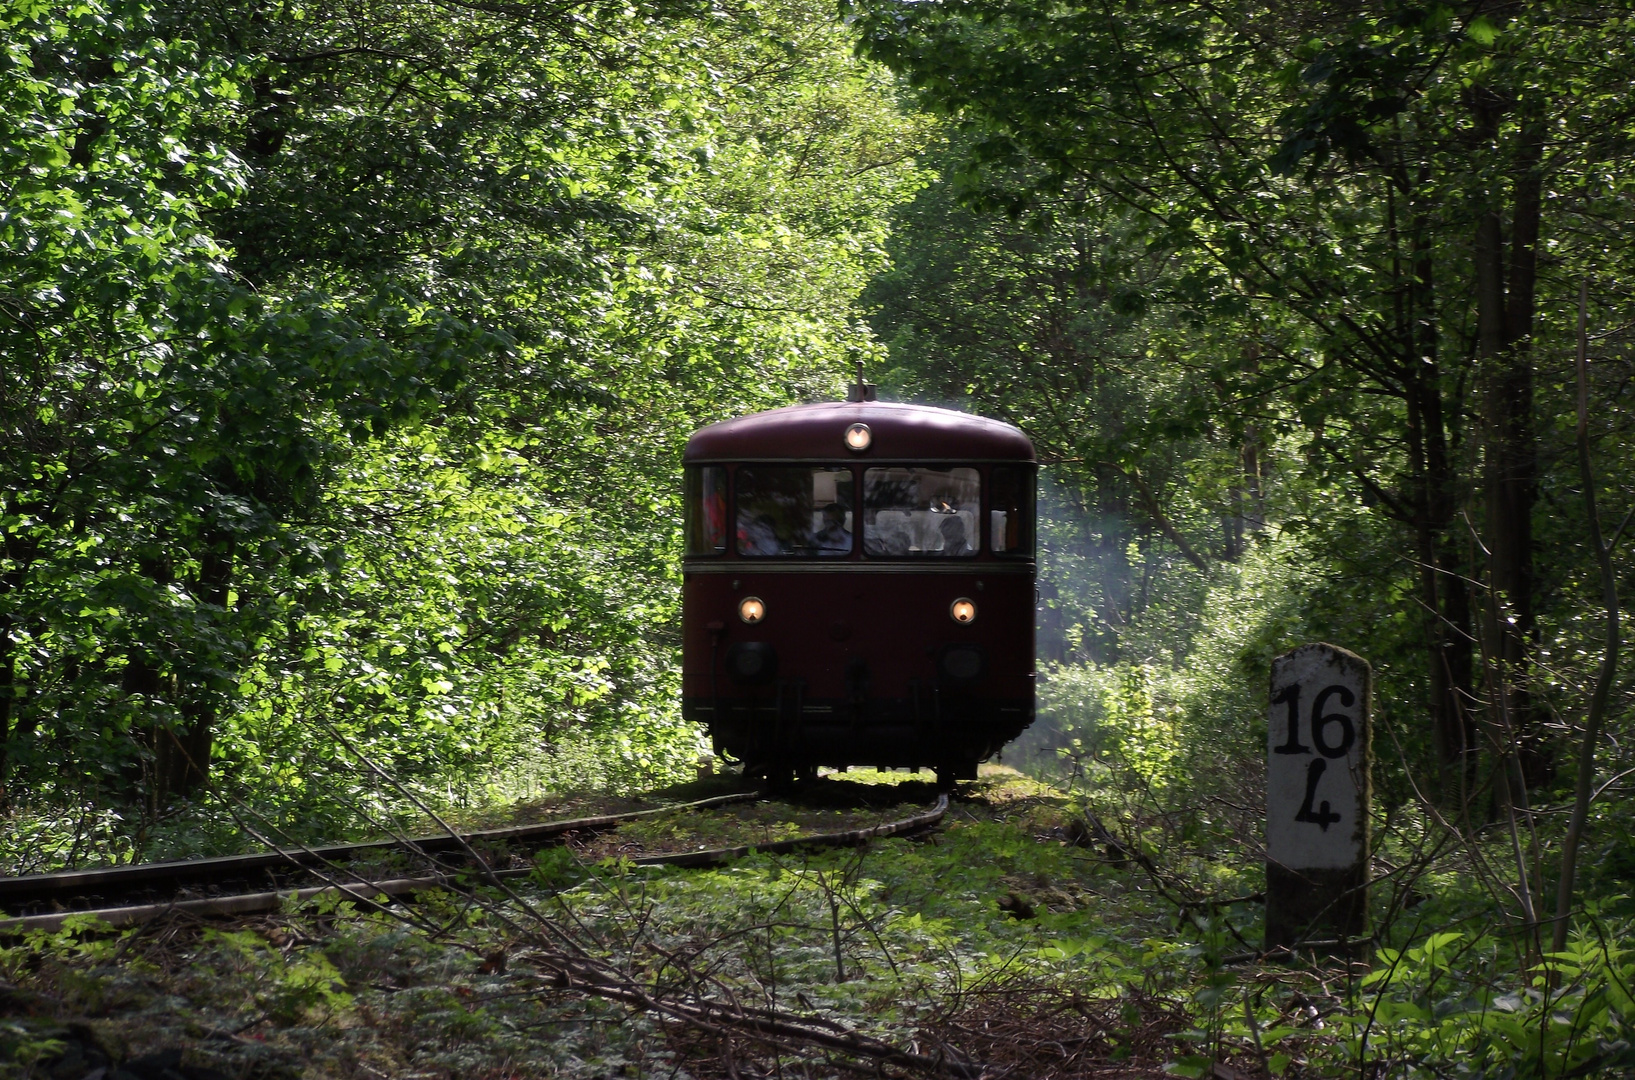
[1265,643,1371,951]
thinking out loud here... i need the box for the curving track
[0,792,949,935]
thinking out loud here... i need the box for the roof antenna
[846,359,877,403]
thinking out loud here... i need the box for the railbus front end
[680,400,1036,787]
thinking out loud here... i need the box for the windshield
[862,467,980,557]
[735,466,855,557]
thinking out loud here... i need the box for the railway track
[0,791,949,935]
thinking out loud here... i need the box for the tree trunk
[1401,203,1475,780]
[1472,106,1547,789]
[124,554,173,806]
[175,533,235,794]
[1408,371,1471,771]
[1243,432,1266,534]
[1551,279,1620,953]
[0,526,40,799]
[1223,483,1243,561]
[0,612,13,797]
[1088,467,1132,663]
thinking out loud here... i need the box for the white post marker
[1265,643,1371,950]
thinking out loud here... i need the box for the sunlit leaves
[2,0,926,824]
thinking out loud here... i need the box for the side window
[735,466,855,557]
[863,467,980,557]
[989,466,1035,556]
[684,465,727,555]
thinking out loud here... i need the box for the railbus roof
[684,401,1035,463]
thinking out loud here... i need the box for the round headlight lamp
[950,598,977,624]
[844,423,872,452]
[738,596,766,624]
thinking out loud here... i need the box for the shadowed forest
[3,0,1635,1076]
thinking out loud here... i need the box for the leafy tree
[2,0,924,825]
[850,0,1635,787]
[867,136,1284,661]
[1,0,496,806]
[1,0,255,799]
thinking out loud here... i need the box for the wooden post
[1265,643,1372,951]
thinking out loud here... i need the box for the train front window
[684,465,728,555]
[735,466,855,557]
[989,466,1035,556]
[862,467,980,557]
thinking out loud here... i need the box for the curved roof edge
[684,401,1035,462]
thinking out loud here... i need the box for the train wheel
[764,759,801,795]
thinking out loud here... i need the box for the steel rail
[0,794,948,935]
[0,791,760,910]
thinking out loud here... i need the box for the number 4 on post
[1295,759,1341,831]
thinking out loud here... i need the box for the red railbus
[681,388,1036,787]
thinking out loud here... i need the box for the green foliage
[1,0,925,849]
[1037,662,1182,790]
[858,0,1635,812]
[1344,926,1635,1078]
[204,927,354,1027]
[1025,513,1433,817]
[867,145,1236,662]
